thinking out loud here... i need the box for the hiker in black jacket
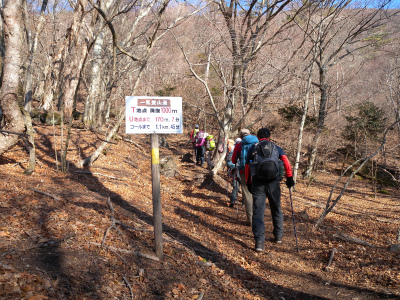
[246,128,295,252]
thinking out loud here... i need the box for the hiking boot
[228,203,235,207]
[270,237,282,244]
[255,240,265,252]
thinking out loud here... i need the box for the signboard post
[150,133,163,260]
[125,96,183,260]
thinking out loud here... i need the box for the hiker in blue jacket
[232,129,258,226]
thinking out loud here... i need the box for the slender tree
[0,0,26,155]
[23,0,49,113]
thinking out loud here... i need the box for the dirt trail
[0,125,399,299]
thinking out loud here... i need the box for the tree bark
[293,45,317,184]
[35,63,49,103]
[21,108,36,175]
[84,0,113,127]
[58,0,88,119]
[85,30,105,126]
[0,0,25,155]
[0,0,5,59]
[305,65,328,178]
[24,0,48,112]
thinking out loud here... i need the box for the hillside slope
[0,124,399,300]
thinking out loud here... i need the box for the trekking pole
[194,146,197,166]
[225,165,231,203]
[226,178,229,202]
[236,177,239,219]
[289,187,300,252]
[226,167,230,203]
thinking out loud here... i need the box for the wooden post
[151,134,163,260]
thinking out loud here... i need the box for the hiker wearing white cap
[226,138,241,207]
[231,129,258,226]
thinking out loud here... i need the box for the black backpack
[249,140,281,181]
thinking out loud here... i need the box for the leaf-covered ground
[0,123,399,300]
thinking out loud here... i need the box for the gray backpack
[250,140,281,181]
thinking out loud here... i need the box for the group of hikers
[189,124,216,167]
[189,125,295,252]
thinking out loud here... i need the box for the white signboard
[125,96,183,134]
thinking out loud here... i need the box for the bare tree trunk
[210,59,241,175]
[0,0,5,59]
[0,0,25,155]
[305,66,328,178]
[84,0,113,127]
[58,0,88,119]
[211,127,230,175]
[42,54,59,111]
[42,1,65,111]
[60,39,88,120]
[24,0,48,112]
[86,29,104,126]
[35,63,49,101]
[294,46,317,184]
[386,61,400,133]
[21,108,36,174]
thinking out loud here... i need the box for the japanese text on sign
[125,96,183,134]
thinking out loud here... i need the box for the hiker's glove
[286,177,295,188]
[227,161,235,170]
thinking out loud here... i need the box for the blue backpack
[238,135,258,171]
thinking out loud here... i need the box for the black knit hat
[257,128,271,139]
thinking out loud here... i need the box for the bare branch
[314,120,400,229]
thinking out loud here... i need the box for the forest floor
[0,123,399,300]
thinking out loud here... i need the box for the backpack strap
[258,140,275,158]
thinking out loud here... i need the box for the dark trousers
[251,177,283,242]
[195,146,205,165]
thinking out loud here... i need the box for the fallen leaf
[199,278,208,284]
[172,288,179,295]
[28,295,48,300]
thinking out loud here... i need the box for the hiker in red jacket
[246,128,295,252]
